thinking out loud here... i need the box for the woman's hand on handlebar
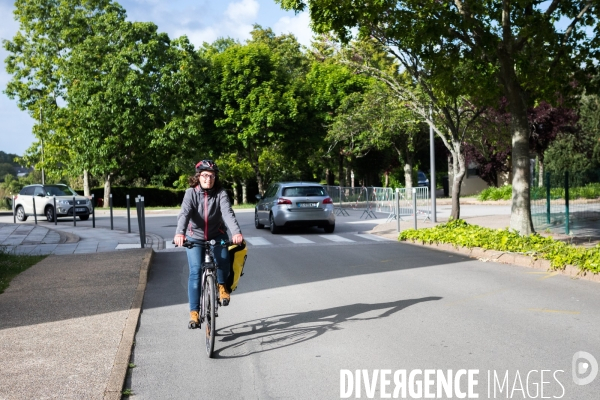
[174,234,185,247]
[232,233,243,245]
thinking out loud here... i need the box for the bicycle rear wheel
[203,274,217,357]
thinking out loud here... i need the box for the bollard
[141,196,146,248]
[412,187,417,230]
[53,195,57,225]
[92,194,96,228]
[135,197,143,248]
[109,193,113,230]
[396,188,400,233]
[126,194,131,233]
[73,195,76,226]
[12,195,16,224]
[33,197,38,225]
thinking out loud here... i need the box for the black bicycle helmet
[195,159,219,173]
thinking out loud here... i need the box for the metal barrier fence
[531,171,600,236]
[325,186,431,222]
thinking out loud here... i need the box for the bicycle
[180,238,232,358]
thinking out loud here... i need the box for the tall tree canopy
[278,0,600,234]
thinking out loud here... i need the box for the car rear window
[282,186,327,197]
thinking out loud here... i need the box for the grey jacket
[175,186,241,240]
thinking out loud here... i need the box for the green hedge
[478,183,600,201]
[87,187,186,207]
[399,219,600,274]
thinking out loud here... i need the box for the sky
[0,0,313,157]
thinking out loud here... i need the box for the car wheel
[324,223,335,233]
[16,206,27,222]
[79,215,90,221]
[255,211,264,229]
[45,206,55,222]
[269,213,281,234]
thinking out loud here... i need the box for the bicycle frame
[181,238,231,357]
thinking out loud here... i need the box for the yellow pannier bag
[226,240,247,292]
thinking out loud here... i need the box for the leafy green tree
[337,38,487,219]
[579,93,600,168]
[305,35,371,186]
[328,80,423,188]
[211,27,311,193]
[277,0,600,234]
[3,0,127,184]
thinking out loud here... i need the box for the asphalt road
[125,212,600,400]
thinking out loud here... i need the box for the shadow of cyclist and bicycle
[212,296,442,359]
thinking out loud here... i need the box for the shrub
[399,219,600,274]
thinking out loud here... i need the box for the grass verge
[0,247,46,294]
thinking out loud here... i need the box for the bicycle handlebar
[172,239,234,248]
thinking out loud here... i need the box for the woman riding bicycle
[174,160,243,329]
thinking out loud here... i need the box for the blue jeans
[186,233,230,312]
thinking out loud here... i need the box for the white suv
[14,184,92,222]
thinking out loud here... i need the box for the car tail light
[323,197,333,204]
[277,198,292,205]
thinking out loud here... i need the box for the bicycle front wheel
[203,274,217,357]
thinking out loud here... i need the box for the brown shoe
[189,311,200,329]
[218,284,230,306]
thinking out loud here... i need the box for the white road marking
[354,234,394,241]
[346,219,389,224]
[318,235,355,243]
[115,244,141,249]
[281,236,315,244]
[244,237,272,246]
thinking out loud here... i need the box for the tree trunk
[242,180,248,204]
[508,111,534,234]
[498,44,534,235]
[450,138,466,221]
[403,163,413,189]
[384,170,389,187]
[338,151,345,186]
[255,168,264,195]
[232,181,240,205]
[103,173,111,208]
[83,170,90,197]
[347,167,352,188]
[538,157,544,188]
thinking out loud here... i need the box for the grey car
[14,184,92,222]
[254,182,336,234]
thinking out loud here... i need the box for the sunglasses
[200,174,216,180]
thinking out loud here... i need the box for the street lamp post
[31,88,47,185]
[40,105,45,185]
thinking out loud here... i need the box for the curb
[371,230,600,284]
[402,239,600,284]
[103,248,154,400]
[144,232,164,250]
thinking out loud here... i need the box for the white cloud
[273,11,313,47]
[225,0,259,24]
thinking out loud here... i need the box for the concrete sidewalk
[0,249,152,400]
[0,219,160,400]
[0,222,163,255]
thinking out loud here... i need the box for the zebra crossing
[163,233,394,249]
[244,233,394,247]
